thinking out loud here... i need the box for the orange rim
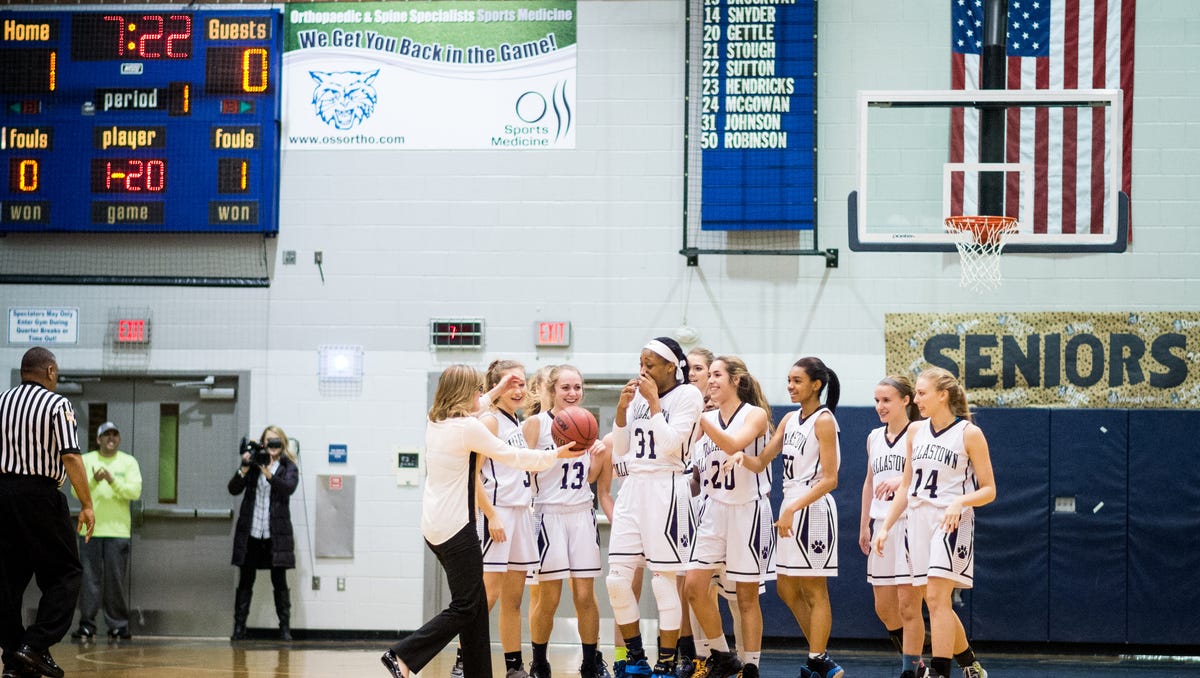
[945,215,1019,245]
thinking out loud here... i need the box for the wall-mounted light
[318,345,364,384]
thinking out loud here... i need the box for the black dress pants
[389,522,490,678]
[0,475,83,655]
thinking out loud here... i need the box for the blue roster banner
[696,0,814,231]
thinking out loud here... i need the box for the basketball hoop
[944,215,1019,292]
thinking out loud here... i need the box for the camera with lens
[239,437,272,467]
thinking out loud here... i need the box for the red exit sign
[535,321,571,347]
[116,318,149,344]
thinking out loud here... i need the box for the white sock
[709,635,729,653]
[741,651,760,666]
[698,638,712,655]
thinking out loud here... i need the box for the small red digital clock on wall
[430,319,484,349]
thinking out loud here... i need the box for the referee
[1,348,95,678]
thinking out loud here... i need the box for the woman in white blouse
[380,364,581,678]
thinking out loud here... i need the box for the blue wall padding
[1048,410,1128,643]
[969,408,1051,641]
[1126,410,1200,644]
[751,404,1196,646]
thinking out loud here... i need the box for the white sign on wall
[283,1,577,150]
[7,307,80,345]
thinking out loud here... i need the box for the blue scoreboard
[697,0,815,231]
[0,9,281,233]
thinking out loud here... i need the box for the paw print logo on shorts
[680,536,689,548]
[812,540,826,554]
[956,545,969,559]
[761,547,770,559]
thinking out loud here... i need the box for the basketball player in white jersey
[859,376,922,674]
[732,357,843,678]
[873,367,995,678]
[684,356,773,678]
[477,360,539,678]
[676,346,713,677]
[608,337,704,677]
[523,365,611,678]
[599,429,643,677]
[686,348,715,407]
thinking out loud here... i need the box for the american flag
[950,0,1135,235]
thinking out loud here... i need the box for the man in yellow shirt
[71,422,142,641]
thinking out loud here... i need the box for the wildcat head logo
[310,70,380,131]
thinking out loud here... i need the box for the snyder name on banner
[886,312,1200,409]
[283,1,576,150]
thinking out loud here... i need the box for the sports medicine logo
[492,80,572,147]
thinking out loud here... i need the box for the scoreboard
[0,10,281,233]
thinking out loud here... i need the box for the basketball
[551,406,598,451]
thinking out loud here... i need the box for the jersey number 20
[708,459,735,490]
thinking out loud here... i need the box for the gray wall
[3,0,1199,632]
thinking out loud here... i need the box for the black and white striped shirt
[0,381,81,486]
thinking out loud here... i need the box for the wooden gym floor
[35,637,1200,677]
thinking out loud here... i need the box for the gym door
[54,375,245,636]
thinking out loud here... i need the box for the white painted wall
[2,0,1198,632]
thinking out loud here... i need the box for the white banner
[283,2,577,150]
[8,307,79,345]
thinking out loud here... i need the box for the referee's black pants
[389,522,490,678]
[0,475,83,655]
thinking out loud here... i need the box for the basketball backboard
[848,88,1128,253]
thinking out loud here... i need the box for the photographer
[227,425,299,641]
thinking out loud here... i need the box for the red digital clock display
[90,158,167,193]
[431,321,484,348]
[71,14,193,60]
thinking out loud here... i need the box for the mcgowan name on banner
[885,312,1200,409]
[284,1,576,150]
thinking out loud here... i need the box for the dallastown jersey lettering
[867,423,909,520]
[0,382,81,486]
[612,383,704,476]
[530,410,593,508]
[908,418,976,509]
[694,403,770,505]
[480,410,532,508]
[779,406,841,493]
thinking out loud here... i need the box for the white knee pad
[651,571,681,631]
[607,563,640,625]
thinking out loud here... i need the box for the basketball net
[944,215,1019,293]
